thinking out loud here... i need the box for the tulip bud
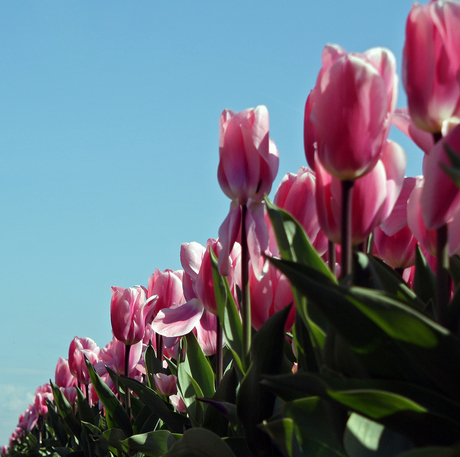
[403,0,460,133]
[110,286,147,345]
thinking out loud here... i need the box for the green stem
[436,224,450,325]
[241,204,251,370]
[216,317,223,388]
[340,180,354,282]
[328,240,336,276]
[124,344,132,418]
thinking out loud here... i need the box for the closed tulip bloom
[374,177,419,269]
[273,167,328,256]
[403,0,460,133]
[309,47,397,181]
[68,336,100,385]
[315,140,406,245]
[218,106,279,205]
[111,286,147,345]
[422,124,460,230]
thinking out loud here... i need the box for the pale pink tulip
[308,46,397,180]
[154,373,178,397]
[111,286,147,345]
[315,140,406,245]
[170,394,187,413]
[403,0,460,133]
[145,269,185,324]
[96,337,143,377]
[392,108,434,154]
[68,337,100,385]
[218,106,279,205]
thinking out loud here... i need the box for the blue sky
[0,0,419,445]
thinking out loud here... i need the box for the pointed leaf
[84,358,132,437]
[51,381,81,438]
[123,430,177,456]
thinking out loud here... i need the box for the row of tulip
[4,1,460,455]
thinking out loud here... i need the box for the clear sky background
[0,0,420,446]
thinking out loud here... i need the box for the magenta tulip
[403,0,460,133]
[308,46,397,180]
[111,286,147,345]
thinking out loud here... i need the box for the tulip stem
[216,317,223,388]
[156,333,164,366]
[436,224,450,325]
[328,240,336,276]
[241,204,251,370]
[340,180,354,282]
[124,344,131,418]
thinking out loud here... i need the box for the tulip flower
[403,0,460,134]
[273,167,328,256]
[315,140,406,245]
[110,286,147,346]
[422,124,460,230]
[308,46,397,181]
[68,336,100,385]
[374,177,419,269]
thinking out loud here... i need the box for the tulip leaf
[120,376,190,433]
[281,396,347,456]
[260,417,304,457]
[51,381,82,438]
[237,305,292,457]
[84,358,133,437]
[210,248,244,372]
[145,342,163,390]
[122,430,178,456]
[413,246,436,310]
[76,387,97,427]
[45,398,70,447]
[163,427,237,457]
[264,196,335,281]
[268,257,460,400]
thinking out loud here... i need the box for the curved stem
[216,317,223,388]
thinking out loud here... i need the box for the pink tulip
[422,124,460,230]
[217,106,278,277]
[273,167,328,256]
[250,260,295,331]
[403,0,460,133]
[218,106,279,205]
[55,357,77,404]
[315,140,406,245]
[308,46,397,180]
[374,177,420,269]
[68,336,100,385]
[96,337,143,377]
[392,108,435,154]
[145,269,185,324]
[154,373,178,397]
[170,394,187,413]
[111,286,147,345]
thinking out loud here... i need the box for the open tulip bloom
[9,2,460,456]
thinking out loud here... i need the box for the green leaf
[367,255,425,312]
[344,413,414,457]
[163,428,237,457]
[122,430,177,456]
[144,342,164,390]
[84,358,133,437]
[264,196,335,281]
[282,396,347,456]
[413,246,436,309]
[210,248,244,372]
[261,417,304,457]
[45,398,70,447]
[50,382,81,438]
[268,257,460,400]
[119,376,189,433]
[76,387,97,427]
[237,305,292,457]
